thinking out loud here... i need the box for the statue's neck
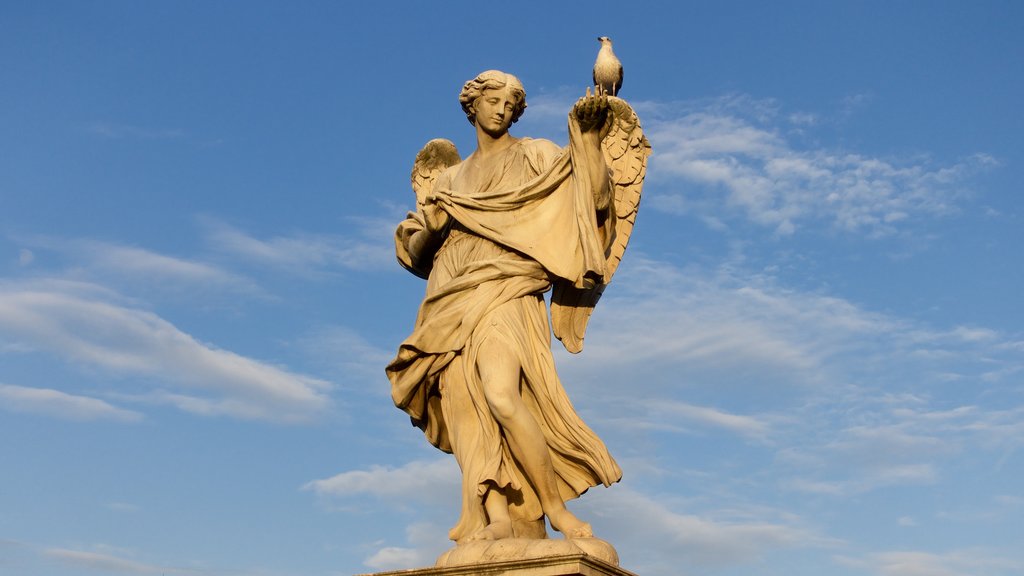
[475,126,518,159]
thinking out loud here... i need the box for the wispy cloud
[567,258,897,388]
[0,383,143,422]
[643,95,996,236]
[44,547,197,575]
[14,236,264,298]
[581,487,832,573]
[0,280,331,422]
[294,250,1024,574]
[78,242,252,287]
[106,502,141,513]
[201,217,394,275]
[402,90,991,239]
[836,548,1023,576]
[8,540,265,576]
[309,460,827,573]
[303,459,460,502]
[87,121,184,140]
[555,256,1024,503]
[362,523,449,571]
[297,325,394,389]
[573,255,1021,395]
[633,399,775,441]
[780,397,1024,497]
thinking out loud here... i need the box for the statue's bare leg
[467,487,513,541]
[476,337,593,539]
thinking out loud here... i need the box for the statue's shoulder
[518,137,564,172]
[519,137,563,156]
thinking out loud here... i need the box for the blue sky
[2,2,1022,575]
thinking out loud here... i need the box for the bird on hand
[593,36,623,96]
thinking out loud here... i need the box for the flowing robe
[386,127,622,541]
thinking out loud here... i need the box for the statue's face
[474,87,517,137]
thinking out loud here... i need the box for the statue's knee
[475,337,520,382]
[485,388,519,422]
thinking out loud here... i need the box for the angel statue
[386,70,650,550]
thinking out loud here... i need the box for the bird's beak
[596,36,602,41]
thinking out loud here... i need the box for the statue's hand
[422,197,450,234]
[573,87,609,134]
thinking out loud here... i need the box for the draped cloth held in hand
[386,123,622,541]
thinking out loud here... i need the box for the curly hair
[459,70,527,126]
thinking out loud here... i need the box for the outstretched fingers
[575,87,609,133]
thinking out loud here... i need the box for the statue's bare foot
[467,520,513,541]
[548,509,593,539]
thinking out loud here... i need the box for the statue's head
[459,70,527,127]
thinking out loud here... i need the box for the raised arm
[572,88,613,211]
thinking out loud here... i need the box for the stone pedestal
[357,552,638,576]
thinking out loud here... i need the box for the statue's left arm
[572,90,613,213]
[552,94,652,353]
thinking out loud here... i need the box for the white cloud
[567,258,897,389]
[44,547,194,575]
[615,399,775,442]
[839,92,875,117]
[363,547,422,571]
[201,217,393,274]
[298,326,393,386]
[80,242,257,291]
[0,383,143,422]
[0,280,331,422]
[658,401,773,439]
[788,112,818,126]
[644,95,993,236]
[993,494,1024,507]
[581,487,830,573]
[303,459,459,501]
[362,522,449,571]
[568,254,1023,400]
[779,398,1024,497]
[14,236,263,298]
[830,425,953,466]
[106,502,141,513]
[87,121,184,140]
[299,237,1024,569]
[318,461,827,574]
[553,257,1024,503]
[837,549,1023,576]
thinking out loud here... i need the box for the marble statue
[386,69,650,553]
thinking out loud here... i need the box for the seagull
[593,36,623,96]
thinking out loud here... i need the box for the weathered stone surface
[384,64,650,560]
[358,552,638,576]
[436,537,618,567]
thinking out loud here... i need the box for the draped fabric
[386,131,621,542]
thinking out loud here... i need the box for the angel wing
[551,96,651,353]
[411,138,461,208]
[396,139,461,279]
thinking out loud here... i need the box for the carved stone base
[358,550,638,576]
[437,537,618,568]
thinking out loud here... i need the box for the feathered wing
[411,138,461,207]
[396,139,461,279]
[552,96,651,353]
